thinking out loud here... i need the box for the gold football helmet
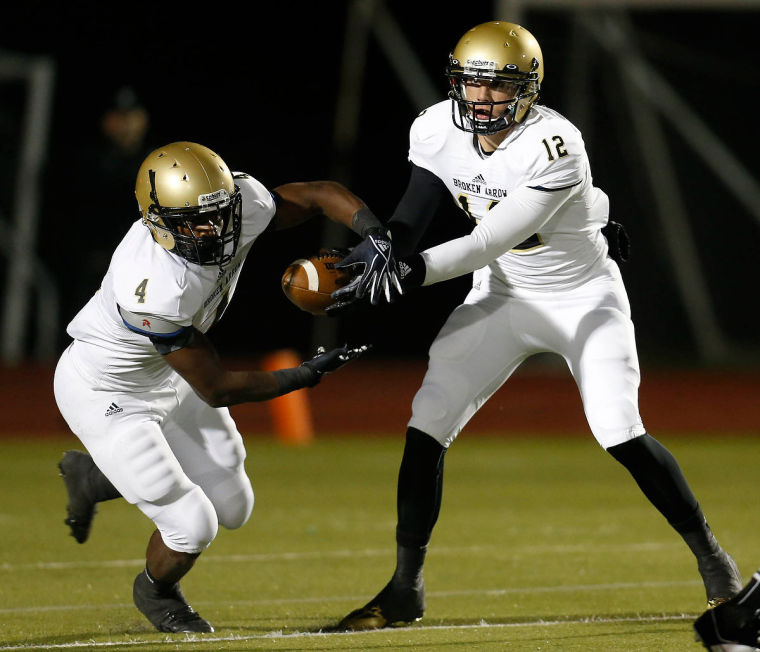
[135,141,242,266]
[446,21,544,134]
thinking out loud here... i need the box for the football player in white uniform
[53,141,391,633]
[334,22,742,630]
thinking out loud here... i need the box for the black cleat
[699,550,743,608]
[133,569,214,633]
[337,577,425,631]
[694,591,760,651]
[58,450,97,544]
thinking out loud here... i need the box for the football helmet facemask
[135,141,242,267]
[446,21,544,134]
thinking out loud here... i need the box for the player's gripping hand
[326,251,425,316]
[301,344,371,385]
[332,229,403,306]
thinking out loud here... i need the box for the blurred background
[1,0,759,421]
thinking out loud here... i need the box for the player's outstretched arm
[269,181,368,231]
[403,185,573,288]
[163,329,368,407]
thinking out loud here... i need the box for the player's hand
[326,251,424,317]
[333,229,403,305]
[301,344,371,380]
[324,292,360,317]
[601,220,630,263]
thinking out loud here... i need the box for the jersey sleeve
[118,305,186,337]
[110,235,202,326]
[519,117,586,191]
[118,305,196,353]
[234,172,278,237]
[407,101,450,176]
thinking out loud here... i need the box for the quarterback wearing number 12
[334,21,742,629]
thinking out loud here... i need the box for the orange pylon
[261,349,315,445]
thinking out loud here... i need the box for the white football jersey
[410,100,612,292]
[66,174,276,390]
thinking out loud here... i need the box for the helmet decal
[465,59,498,70]
[198,189,230,207]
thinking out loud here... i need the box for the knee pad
[197,466,254,530]
[216,475,254,530]
[217,485,254,530]
[411,384,451,432]
[410,378,468,447]
[152,485,219,554]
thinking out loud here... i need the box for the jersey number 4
[134,278,148,304]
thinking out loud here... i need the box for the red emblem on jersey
[142,319,151,328]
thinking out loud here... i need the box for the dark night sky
[2,2,758,365]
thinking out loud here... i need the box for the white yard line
[0,613,698,650]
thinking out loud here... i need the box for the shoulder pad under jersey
[518,107,586,190]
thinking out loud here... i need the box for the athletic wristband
[399,253,426,289]
[351,207,387,239]
[272,366,319,394]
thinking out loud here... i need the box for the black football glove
[272,344,370,394]
[324,294,360,317]
[333,229,403,305]
[301,343,371,385]
[326,252,425,316]
[601,220,630,263]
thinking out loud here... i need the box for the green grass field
[1,433,758,651]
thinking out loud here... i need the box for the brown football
[281,252,352,315]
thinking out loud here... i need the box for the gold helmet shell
[135,141,242,266]
[446,21,544,133]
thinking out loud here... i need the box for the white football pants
[409,264,646,449]
[54,343,254,553]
